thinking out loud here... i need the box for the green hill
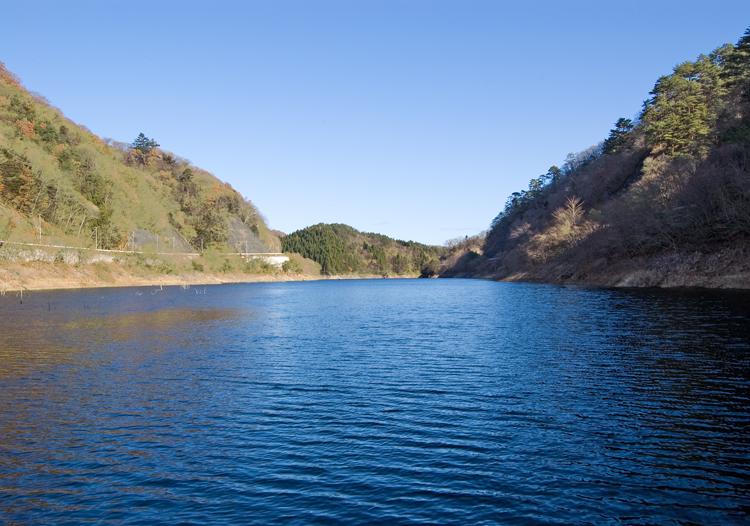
[281,223,443,276]
[444,28,750,288]
[0,62,279,255]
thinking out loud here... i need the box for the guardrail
[0,239,285,258]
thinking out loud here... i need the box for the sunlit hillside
[282,223,444,276]
[0,63,279,254]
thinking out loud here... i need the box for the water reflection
[0,281,748,524]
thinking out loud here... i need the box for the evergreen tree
[547,165,562,182]
[642,57,723,156]
[722,27,750,98]
[527,177,544,197]
[603,118,634,154]
[281,223,438,276]
[131,133,159,154]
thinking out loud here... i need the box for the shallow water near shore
[0,279,748,524]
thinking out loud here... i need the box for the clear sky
[2,1,748,244]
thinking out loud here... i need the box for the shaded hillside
[445,28,750,288]
[0,63,279,254]
[281,223,443,276]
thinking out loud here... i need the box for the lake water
[0,279,748,524]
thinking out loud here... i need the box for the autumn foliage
[0,62,276,252]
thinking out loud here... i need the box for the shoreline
[442,273,750,292]
[450,271,750,291]
[443,269,750,291]
[443,246,750,291]
[0,262,419,293]
[6,262,749,293]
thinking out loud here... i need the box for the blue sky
[2,1,748,244]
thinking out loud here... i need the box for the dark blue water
[0,279,748,525]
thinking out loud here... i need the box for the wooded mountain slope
[0,63,279,254]
[445,28,750,288]
[281,223,443,276]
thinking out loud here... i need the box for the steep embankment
[0,61,312,289]
[444,29,750,289]
[0,260,323,291]
[0,62,278,256]
[282,223,444,276]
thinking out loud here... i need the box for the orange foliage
[209,182,223,197]
[124,148,162,167]
[15,119,35,139]
[0,62,21,88]
[124,149,146,165]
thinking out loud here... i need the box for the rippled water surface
[0,279,749,524]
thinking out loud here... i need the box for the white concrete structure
[242,254,289,268]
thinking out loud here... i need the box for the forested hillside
[0,63,279,254]
[282,223,443,276]
[445,28,750,288]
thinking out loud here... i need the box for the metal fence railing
[0,239,284,258]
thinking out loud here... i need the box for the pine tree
[131,133,159,154]
[547,165,562,181]
[722,27,750,98]
[603,118,634,154]
[642,57,723,156]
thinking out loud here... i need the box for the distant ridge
[282,223,443,276]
